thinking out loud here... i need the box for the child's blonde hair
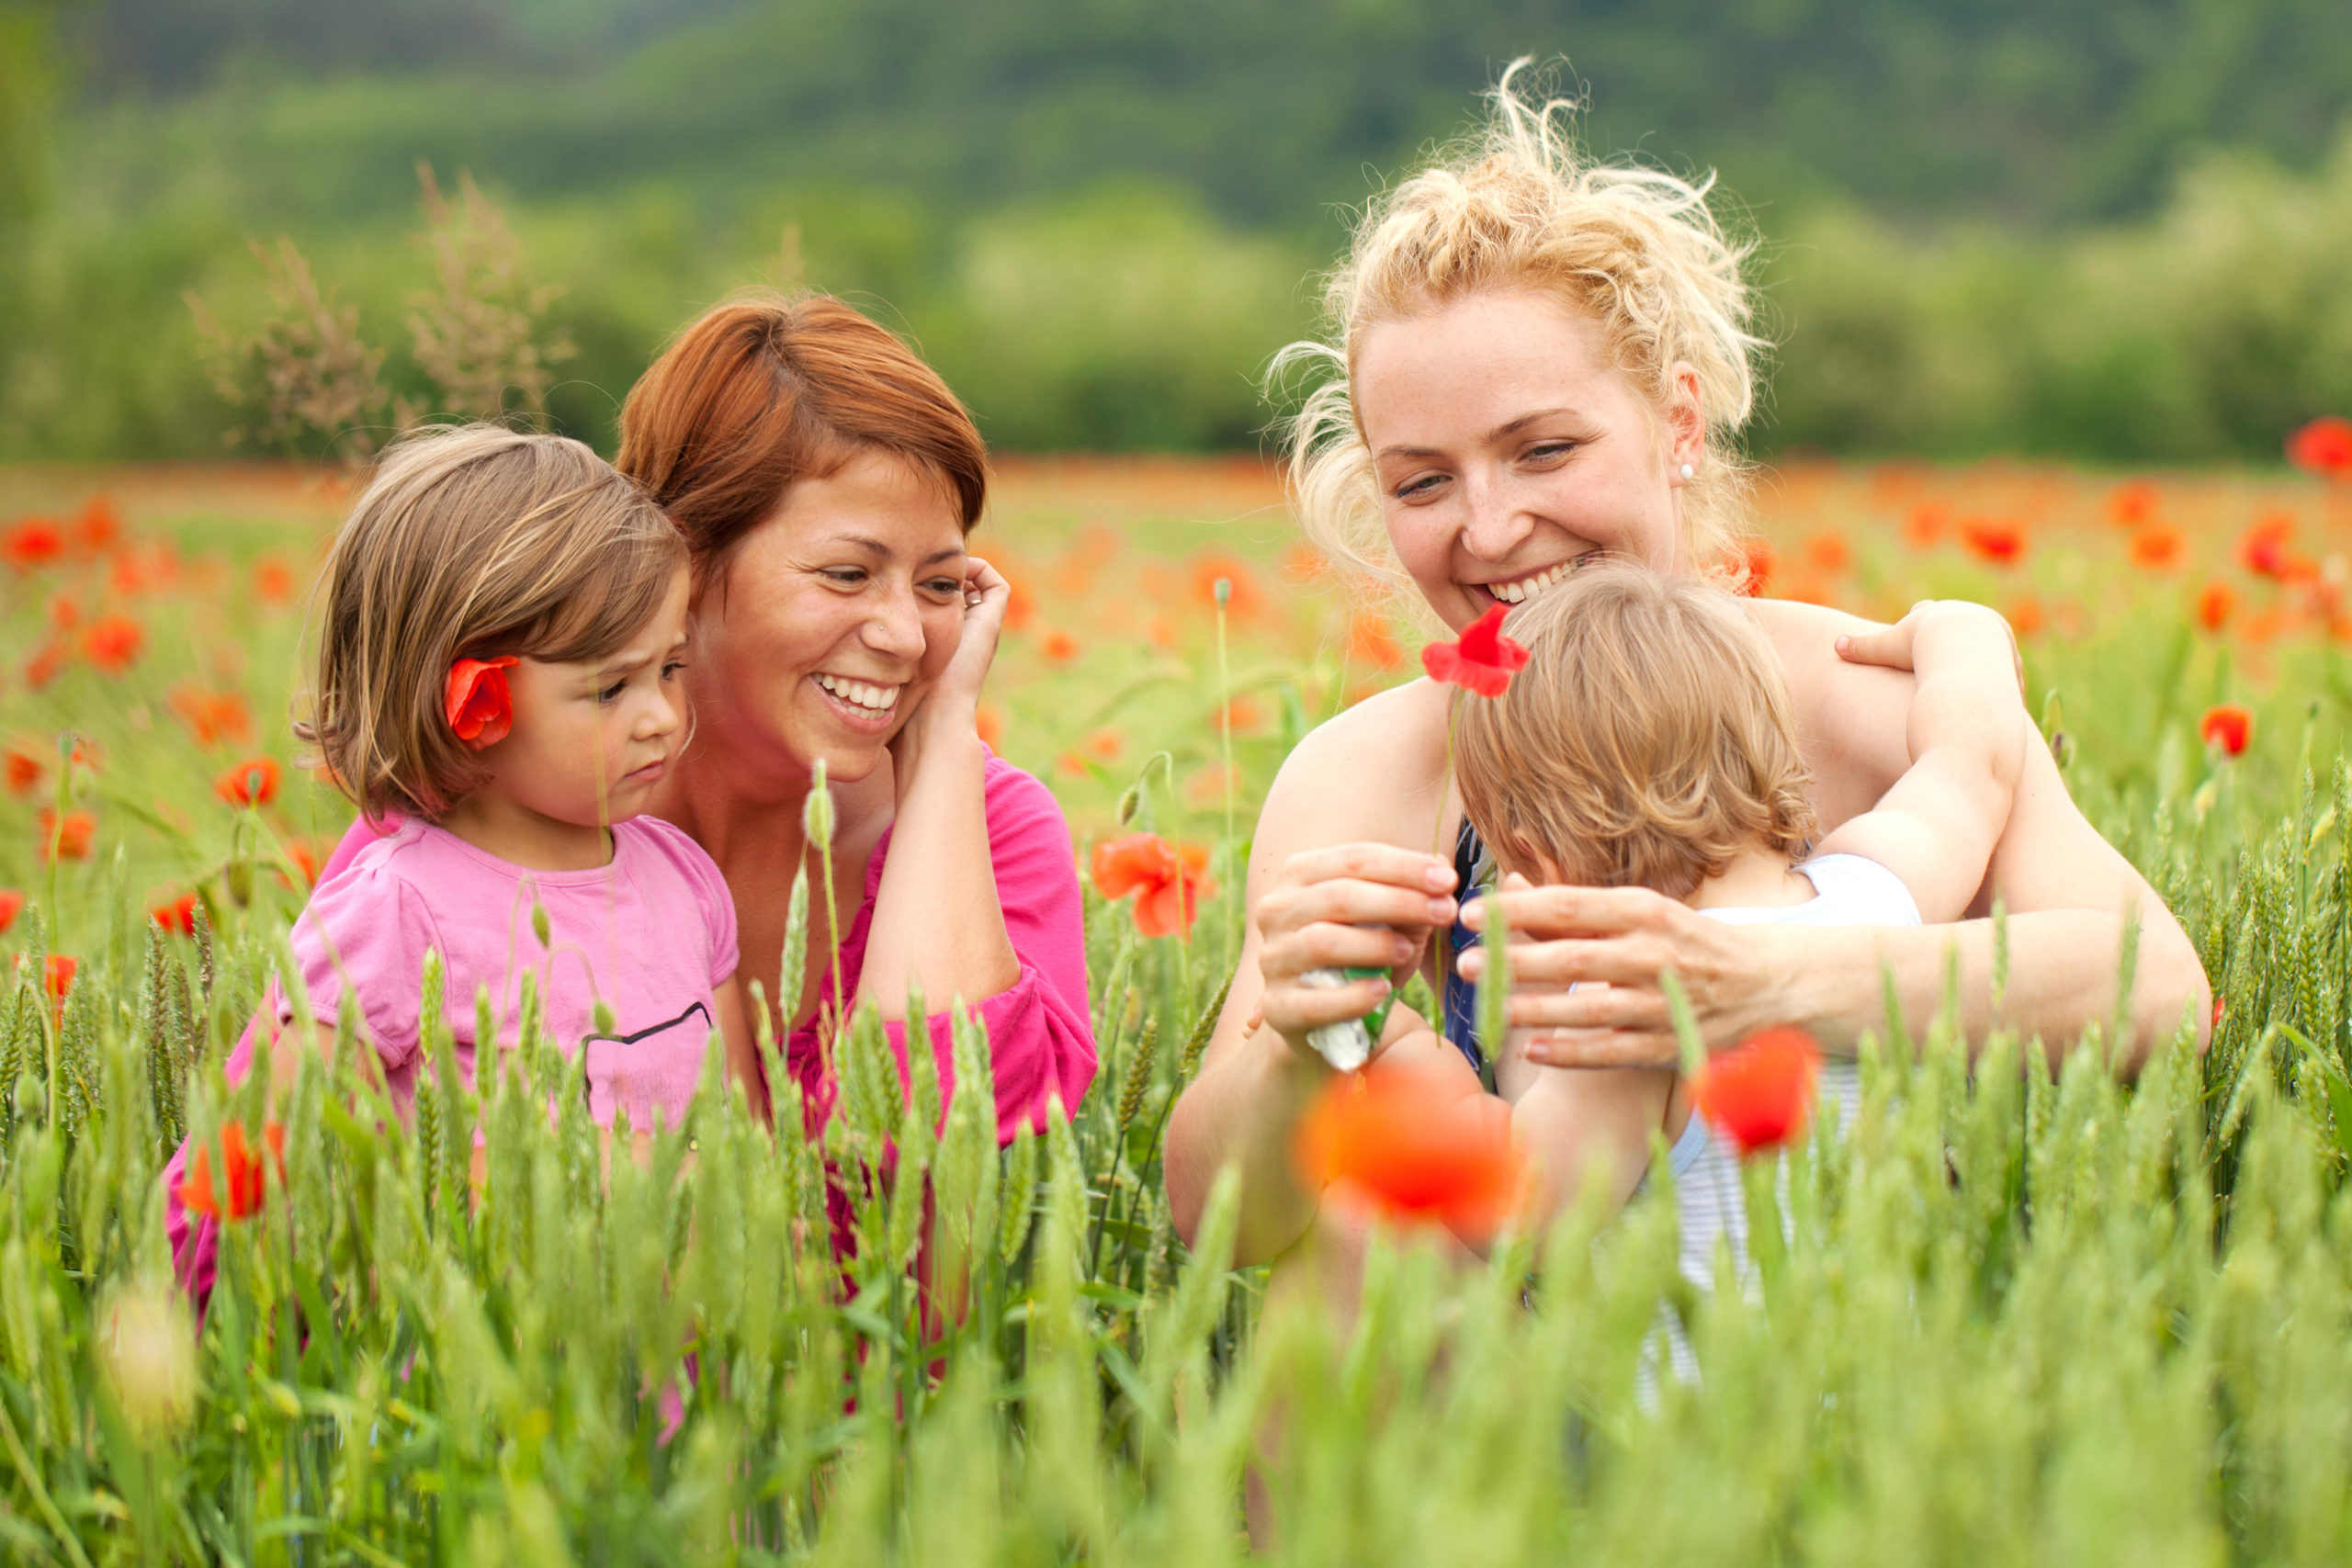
[1277,59,1766,611]
[299,424,685,823]
[1453,564,1816,898]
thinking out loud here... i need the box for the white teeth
[815,673,899,712]
[1488,560,1574,604]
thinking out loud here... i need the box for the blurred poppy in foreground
[2287,416,2352,480]
[81,615,145,674]
[1091,832,1214,939]
[38,809,94,863]
[178,1122,285,1223]
[1693,1027,1822,1157]
[1421,604,1531,697]
[214,757,279,807]
[1296,1064,1520,1239]
[2201,705,2252,758]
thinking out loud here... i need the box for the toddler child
[168,425,752,1292]
[1395,562,2025,1272]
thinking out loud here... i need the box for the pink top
[783,752,1097,1144]
[166,815,738,1299]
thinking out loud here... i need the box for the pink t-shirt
[165,814,737,1301]
[282,815,739,1127]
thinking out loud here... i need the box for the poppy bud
[803,758,835,850]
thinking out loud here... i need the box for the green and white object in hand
[1299,961,1396,1071]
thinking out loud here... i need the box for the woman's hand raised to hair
[897,555,1010,760]
[1458,877,1803,1067]
[1250,841,1458,1065]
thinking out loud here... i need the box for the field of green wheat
[0,457,2349,1565]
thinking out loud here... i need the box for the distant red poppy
[46,595,78,631]
[1804,531,1850,573]
[1040,630,1080,663]
[282,839,321,889]
[2239,513,2294,579]
[80,615,145,674]
[1730,536,1776,595]
[2287,416,2352,480]
[2108,481,2162,528]
[1960,516,2026,566]
[213,756,279,807]
[2007,595,2046,637]
[2200,705,2252,758]
[1091,832,1215,939]
[71,496,121,554]
[1295,1063,1520,1239]
[5,747,41,796]
[2128,524,2185,571]
[151,893,199,936]
[171,686,254,748]
[2,518,65,571]
[253,558,298,604]
[1692,1027,1823,1156]
[0,890,21,935]
[445,657,518,750]
[1191,553,1264,618]
[1420,604,1531,698]
[178,1121,285,1223]
[976,705,1004,750]
[2194,581,2234,633]
[1347,612,1406,671]
[44,954,76,1023]
[1001,577,1036,632]
[1905,502,1949,549]
[23,642,65,691]
[38,809,94,863]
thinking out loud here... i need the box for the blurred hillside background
[2,0,2349,464]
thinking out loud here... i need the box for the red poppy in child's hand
[2200,704,2252,758]
[1692,1026,1823,1157]
[446,656,519,750]
[177,1121,286,1223]
[1091,832,1216,939]
[1421,604,1532,697]
[213,756,279,807]
[1295,1063,1521,1239]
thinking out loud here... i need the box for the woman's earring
[1678,462,1695,482]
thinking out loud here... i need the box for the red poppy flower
[1347,612,1406,671]
[1905,502,1949,549]
[1091,832,1216,939]
[214,756,279,807]
[80,615,145,675]
[2,518,65,570]
[170,687,254,748]
[1692,1026,1822,1156]
[5,747,41,796]
[2287,416,2352,480]
[43,954,76,1024]
[0,889,21,935]
[2200,704,2252,758]
[253,558,297,604]
[150,893,199,936]
[1731,536,1776,596]
[2128,524,2185,571]
[23,642,65,692]
[2195,581,2234,633]
[1192,553,1264,618]
[71,496,121,554]
[1295,1063,1520,1238]
[281,839,321,890]
[445,656,519,750]
[46,595,78,631]
[38,809,94,863]
[1959,517,2026,567]
[2239,514,2294,580]
[1420,604,1532,697]
[2108,480,2162,528]
[177,1121,286,1223]
[1040,629,1080,663]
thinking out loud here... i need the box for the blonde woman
[1164,64,2210,1269]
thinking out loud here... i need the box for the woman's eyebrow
[834,535,965,568]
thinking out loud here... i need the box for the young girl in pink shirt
[167,424,752,1295]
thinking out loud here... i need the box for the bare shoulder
[1747,597,1916,826]
[1252,678,1454,877]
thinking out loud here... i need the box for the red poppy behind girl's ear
[446,657,520,750]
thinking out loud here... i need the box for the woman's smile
[809,670,907,730]
[1468,552,1596,607]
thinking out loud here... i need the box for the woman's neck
[650,728,894,876]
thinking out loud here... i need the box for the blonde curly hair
[1275,59,1767,613]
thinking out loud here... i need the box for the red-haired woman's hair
[616,291,988,580]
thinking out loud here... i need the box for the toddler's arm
[1508,1064,1674,1232]
[1824,602,2030,922]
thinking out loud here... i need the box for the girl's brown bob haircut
[299,423,685,823]
[1453,564,1818,899]
[615,291,988,582]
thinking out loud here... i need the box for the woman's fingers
[1457,935,1677,989]
[1280,841,1458,897]
[1260,973,1395,1032]
[1261,919,1420,977]
[1258,876,1459,942]
[1521,1028,1680,1069]
[1505,981,1667,1032]
[1460,881,1679,939]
